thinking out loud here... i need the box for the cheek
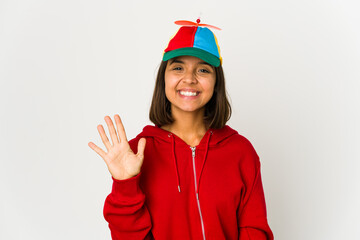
[164,73,176,98]
[204,78,216,97]
[164,85,172,100]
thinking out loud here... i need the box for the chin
[174,105,205,113]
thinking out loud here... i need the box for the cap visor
[163,47,220,67]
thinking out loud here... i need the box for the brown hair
[149,61,232,129]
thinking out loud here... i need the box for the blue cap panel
[193,27,220,58]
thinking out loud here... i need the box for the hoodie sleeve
[104,175,153,240]
[103,138,153,240]
[237,139,274,240]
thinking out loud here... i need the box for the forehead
[168,56,212,67]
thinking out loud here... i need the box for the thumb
[137,138,146,157]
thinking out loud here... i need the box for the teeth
[179,91,198,96]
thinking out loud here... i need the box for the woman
[89,20,274,240]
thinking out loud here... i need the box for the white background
[1,0,359,239]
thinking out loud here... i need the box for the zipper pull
[191,146,196,158]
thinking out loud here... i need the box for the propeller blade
[199,24,222,30]
[174,20,197,26]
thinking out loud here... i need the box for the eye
[173,66,183,71]
[199,68,211,73]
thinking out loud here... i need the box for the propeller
[174,19,221,30]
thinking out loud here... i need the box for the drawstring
[196,131,213,195]
[169,133,181,192]
[168,130,213,194]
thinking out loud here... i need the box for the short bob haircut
[149,60,232,129]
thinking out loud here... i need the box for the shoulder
[128,126,148,153]
[128,125,169,153]
[213,125,257,153]
[213,125,260,168]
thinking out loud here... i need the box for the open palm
[88,114,146,180]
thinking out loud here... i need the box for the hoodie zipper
[190,146,206,240]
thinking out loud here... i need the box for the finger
[114,114,128,143]
[88,142,107,159]
[97,124,112,151]
[104,116,120,145]
[136,138,146,158]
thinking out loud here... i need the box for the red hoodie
[104,125,274,240]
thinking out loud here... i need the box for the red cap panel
[164,26,197,53]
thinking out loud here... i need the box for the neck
[161,107,208,147]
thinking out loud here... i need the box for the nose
[182,70,197,84]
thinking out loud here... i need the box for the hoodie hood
[134,125,238,193]
[136,125,238,147]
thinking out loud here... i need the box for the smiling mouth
[178,90,199,97]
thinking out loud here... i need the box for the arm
[237,140,274,240]
[88,115,153,239]
[104,174,153,240]
[238,167,273,240]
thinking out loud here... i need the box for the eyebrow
[169,58,213,67]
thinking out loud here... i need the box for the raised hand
[88,114,146,180]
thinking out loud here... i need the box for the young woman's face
[164,55,216,115]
